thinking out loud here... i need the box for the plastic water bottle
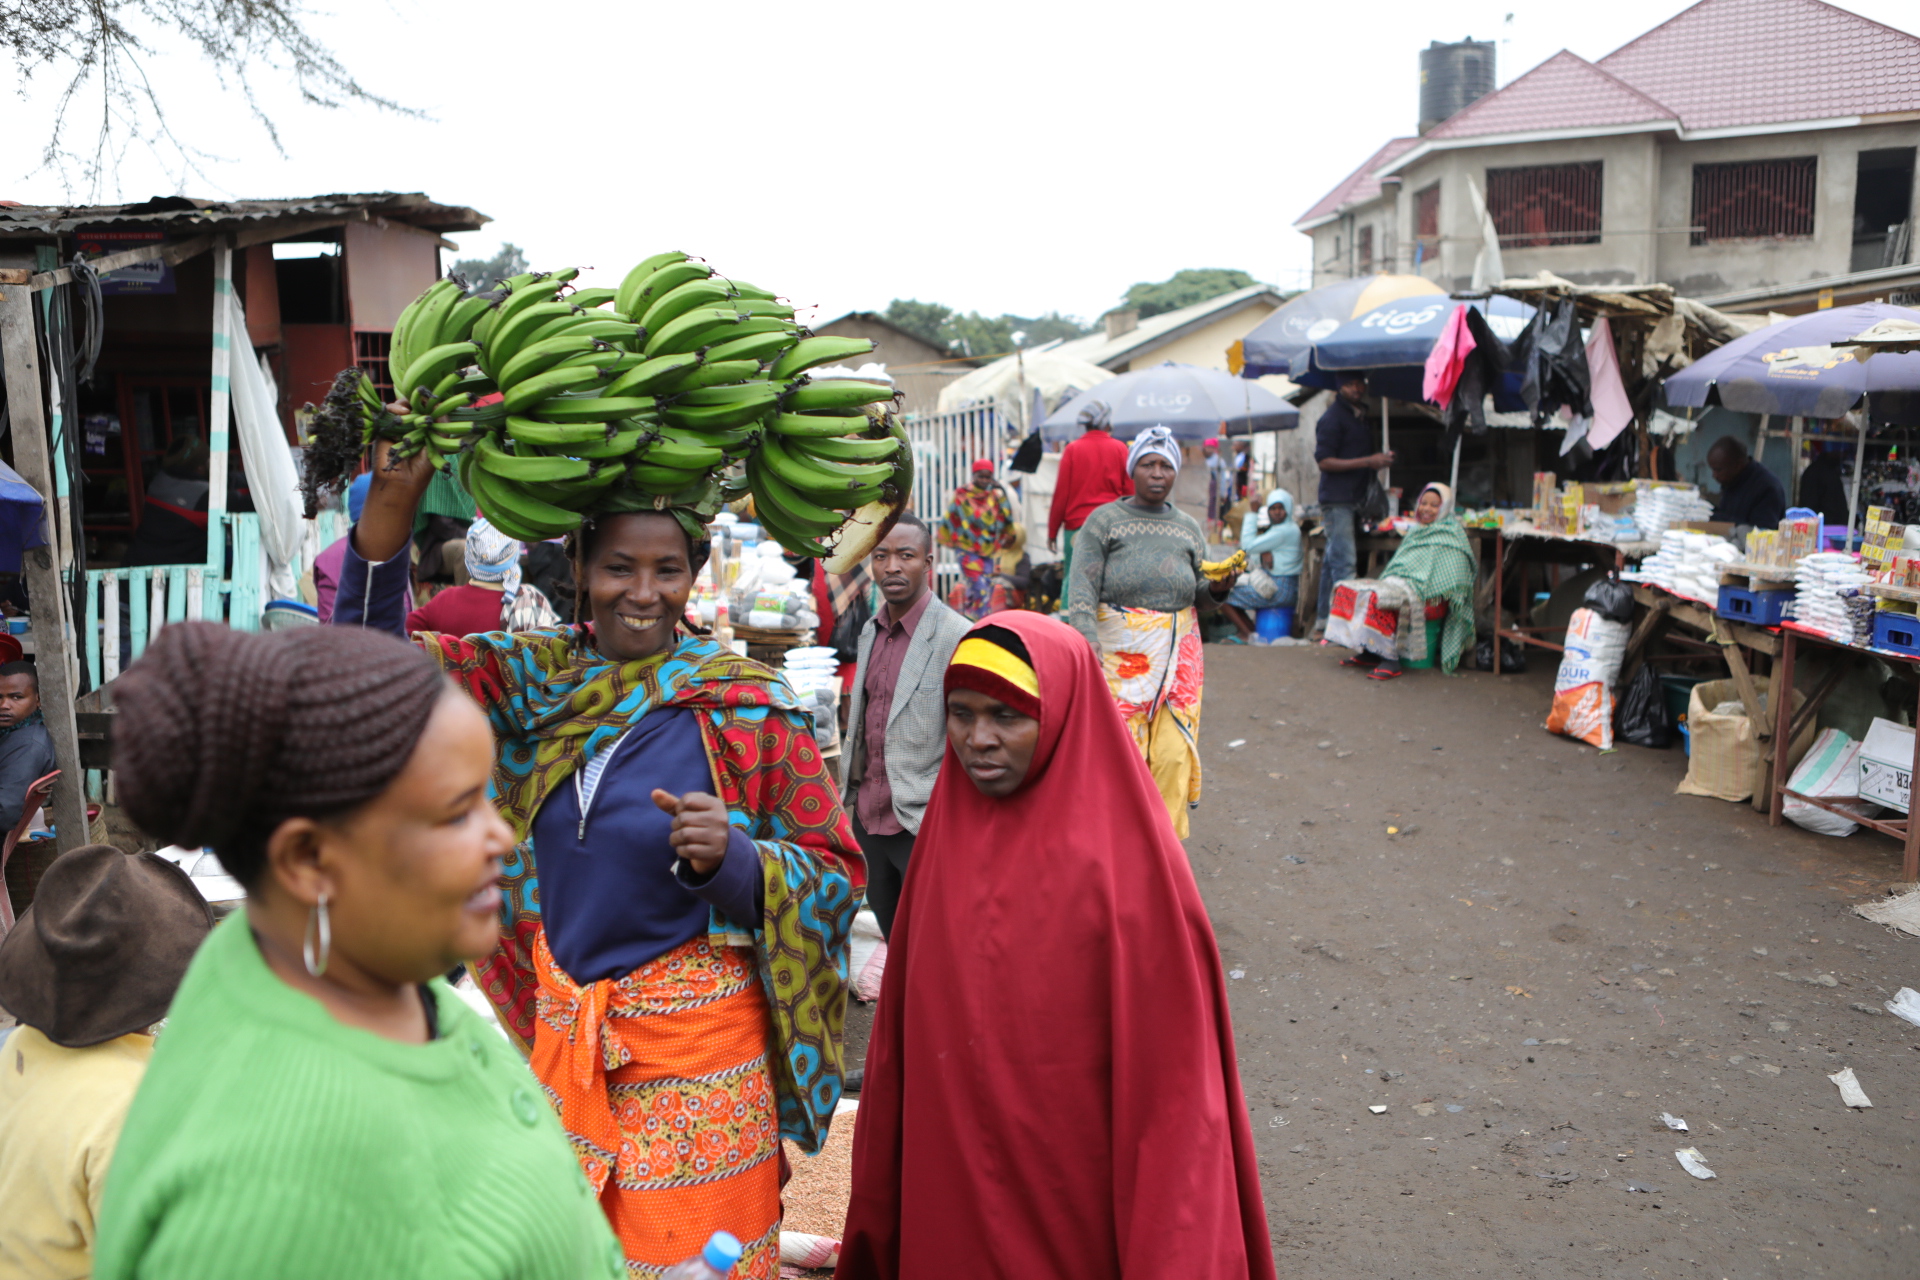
[661,1230,743,1279]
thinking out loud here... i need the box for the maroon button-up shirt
[856,590,931,836]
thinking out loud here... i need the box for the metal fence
[902,399,1012,591]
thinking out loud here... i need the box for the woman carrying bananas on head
[334,441,863,1280]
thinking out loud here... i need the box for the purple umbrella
[1664,302,1920,422]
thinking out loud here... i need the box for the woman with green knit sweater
[93,623,626,1280]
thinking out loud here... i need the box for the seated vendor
[1325,482,1476,679]
[0,660,55,833]
[1221,488,1302,644]
[1707,435,1786,534]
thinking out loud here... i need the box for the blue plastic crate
[1872,610,1920,659]
[1716,583,1793,627]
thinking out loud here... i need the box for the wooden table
[1491,530,1654,663]
[1625,583,1782,812]
[1767,622,1920,883]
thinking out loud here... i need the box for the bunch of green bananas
[331,252,917,568]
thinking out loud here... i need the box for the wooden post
[204,239,233,620]
[0,257,91,853]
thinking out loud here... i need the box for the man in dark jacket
[1311,373,1393,640]
[0,660,56,834]
[1707,436,1787,532]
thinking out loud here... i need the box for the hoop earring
[303,891,331,978]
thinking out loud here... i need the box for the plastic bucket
[1255,606,1294,642]
[1660,674,1708,725]
[1403,617,1444,670]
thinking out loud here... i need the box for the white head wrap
[464,517,524,613]
[1126,425,1182,476]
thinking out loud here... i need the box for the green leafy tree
[881,299,953,348]
[883,299,1093,358]
[1121,268,1257,319]
[450,243,531,292]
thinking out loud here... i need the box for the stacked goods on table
[781,646,843,755]
[1790,553,1873,642]
[299,254,913,572]
[1635,528,1737,600]
[1633,482,1713,541]
[729,542,818,632]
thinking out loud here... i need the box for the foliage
[449,243,531,292]
[1121,268,1257,319]
[882,299,1093,360]
[5,0,415,197]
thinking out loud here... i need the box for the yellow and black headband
[944,625,1041,719]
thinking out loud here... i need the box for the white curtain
[221,287,307,598]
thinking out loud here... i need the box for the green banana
[521,466,626,503]
[400,341,481,400]
[427,431,469,455]
[466,463,584,541]
[725,298,797,321]
[436,291,496,347]
[475,434,593,483]
[505,415,626,449]
[758,432,892,503]
[499,365,606,414]
[670,380,780,408]
[623,259,712,320]
[484,301,592,375]
[765,409,874,438]
[497,335,615,389]
[392,280,461,392]
[565,287,620,311]
[615,252,696,317]
[787,432,903,463]
[642,307,749,358]
[718,279,778,302]
[629,460,711,492]
[704,329,800,365]
[745,455,846,536]
[639,278,741,335]
[650,359,766,393]
[770,335,879,382]
[527,394,660,424]
[662,397,781,432]
[638,428,726,471]
[519,312,643,351]
[569,426,651,460]
[782,378,896,413]
[604,352,706,397]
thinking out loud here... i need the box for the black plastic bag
[1582,575,1636,624]
[1617,664,1672,748]
[1474,637,1528,673]
[1360,473,1391,528]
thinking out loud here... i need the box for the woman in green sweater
[94,623,625,1280]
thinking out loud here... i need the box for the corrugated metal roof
[1598,0,1920,130]
[1423,50,1676,140]
[1295,137,1419,226]
[0,191,488,237]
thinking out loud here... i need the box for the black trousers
[852,810,916,939]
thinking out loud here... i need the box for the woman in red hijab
[838,611,1274,1279]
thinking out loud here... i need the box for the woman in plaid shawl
[1326,482,1477,678]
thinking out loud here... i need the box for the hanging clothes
[1423,304,1477,407]
[1583,317,1636,451]
[1512,297,1593,426]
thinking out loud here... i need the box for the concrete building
[810,311,973,416]
[1297,0,1920,306]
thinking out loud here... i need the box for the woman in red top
[839,611,1274,1280]
[404,518,557,636]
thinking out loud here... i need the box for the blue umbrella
[1663,302,1920,423]
[1236,274,1446,378]
[1296,295,1534,405]
[0,460,47,573]
[1041,362,1298,442]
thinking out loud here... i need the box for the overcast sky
[7,0,1917,327]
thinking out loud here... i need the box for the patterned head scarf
[1126,425,1182,476]
[465,517,523,611]
[944,623,1041,720]
[1077,400,1112,431]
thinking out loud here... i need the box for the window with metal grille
[1356,225,1374,274]
[1690,157,1817,244]
[355,331,394,400]
[1414,183,1440,242]
[1485,162,1603,247]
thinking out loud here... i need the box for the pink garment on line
[1422,304,1476,406]
[1584,316,1635,450]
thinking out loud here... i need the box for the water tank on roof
[1419,39,1495,135]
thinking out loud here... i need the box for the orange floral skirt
[532,931,781,1279]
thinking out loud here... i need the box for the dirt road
[1195,646,1918,1277]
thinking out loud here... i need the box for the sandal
[1367,665,1405,680]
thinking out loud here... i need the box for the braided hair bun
[113,622,448,888]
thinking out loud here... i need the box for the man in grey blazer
[841,512,970,939]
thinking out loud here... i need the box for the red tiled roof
[1424,49,1677,140]
[1295,136,1419,225]
[1598,0,1920,130]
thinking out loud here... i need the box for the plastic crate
[1716,583,1793,627]
[1660,674,1708,725]
[1872,610,1920,659]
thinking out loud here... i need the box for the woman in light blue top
[1222,489,1302,643]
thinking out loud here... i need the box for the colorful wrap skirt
[1325,577,1426,663]
[532,931,782,1279]
[1094,604,1204,838]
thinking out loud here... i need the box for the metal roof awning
[0,191,489,240]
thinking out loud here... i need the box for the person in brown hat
[0,843,212,1280]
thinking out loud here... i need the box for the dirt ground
[1190,644,1919,1278]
